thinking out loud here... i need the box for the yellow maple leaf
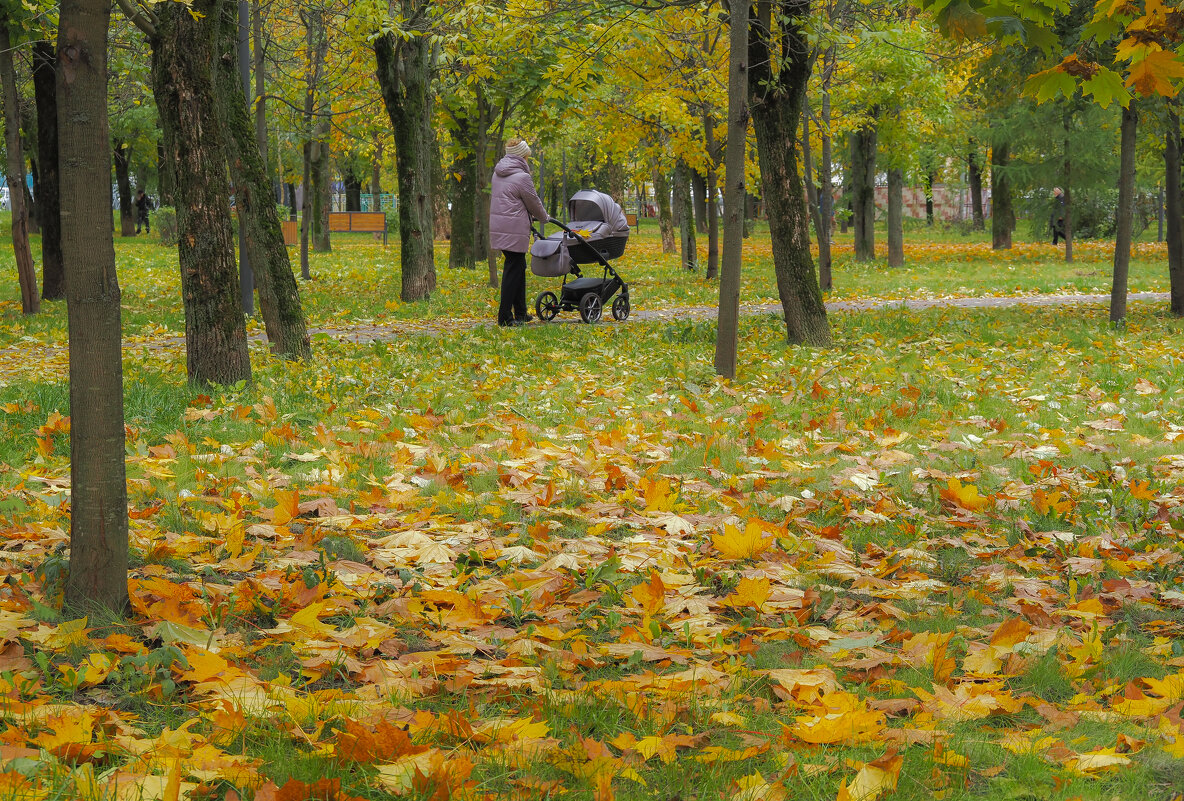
[725,576,772,610]
[712,519,774,560]
[940,478,989,511]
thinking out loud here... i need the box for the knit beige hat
[505,138,531,159]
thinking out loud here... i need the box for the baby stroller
[529,189,630,324]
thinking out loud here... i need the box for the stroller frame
[533,217,630,324]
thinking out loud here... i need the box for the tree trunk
[214,0,311,361]
[924,168,935,226]
[691,168,707,230]
[251,0,269,176]
[286,182,297,220]
[113,141,135,236]
[299,7,327,278]
[887,167,904,267]
[23,162,39,235]
[714,4,748,379]
[311,128,331,251]
[375,16,437,302]
[1110,103,1138,325]
[372,148,382,210]
[157,139,175,207]
[300,147,312,279]
[654,168,675,253]
[343,165,362,212]
[1063,111,1073,263]
[151,0,251,385]
[448,117,477,269]
[817,67,834,291]
[991,140,1014,250]
[1166,106,1184,316]
[851,123,876,261]
[476,91,495,287]
[58,0,129,612]
[703,112,720,280]
[968,143,984,230]
[32,41,63,301]
[0,23,39,315]
[675,159,697,270]
[802,112,822,246]
[749,0,829,346]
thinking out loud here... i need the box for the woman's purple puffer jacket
[489,155,547,253]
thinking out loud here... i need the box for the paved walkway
[328,291,1171,342]
[0,292,1172,361]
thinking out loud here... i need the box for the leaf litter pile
[1,305,1184,800]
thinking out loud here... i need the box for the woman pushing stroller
[489,138,547,327]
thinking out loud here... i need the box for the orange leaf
[631,570,666,616]
[272,490,301,526]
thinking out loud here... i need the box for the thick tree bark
[375,13,437,302]
[887,167,904,267]
[113,140,135,236]
[0,23,39,315]
[58,0,128,612]
[968,143,984,230]
[1110,103,1138,325]
[653,168,676,253]
[704,112,720,280]
[714,4,748,379]
[1166,107,1184,316]
[991,141,1014,250]
[448,118,477,269]
[674,159,697,270]
[33,41,63,301]
[749,0,829,346]
[151,0,251,385]
[850,122,877,261]
[214,0,310,361]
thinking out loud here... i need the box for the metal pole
[238,0,255,314]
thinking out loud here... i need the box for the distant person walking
[1050,187,1066,246]
[135,189,153,235]
[489,138,547,327]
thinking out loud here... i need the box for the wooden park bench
[329,211,388,244]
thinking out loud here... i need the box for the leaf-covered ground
[0,227,1183,800]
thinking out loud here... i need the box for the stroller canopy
[568,190,630,238]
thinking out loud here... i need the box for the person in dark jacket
[1050,187,1065,245]
[135,189,153,235]
[489,138,547,326]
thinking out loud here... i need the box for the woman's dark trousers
[498,250,528,324]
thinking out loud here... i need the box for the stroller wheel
[536,291,560,322]
[578,292,602,324]
[611,294,630,321]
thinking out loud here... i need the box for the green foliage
[152,207,178,247]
